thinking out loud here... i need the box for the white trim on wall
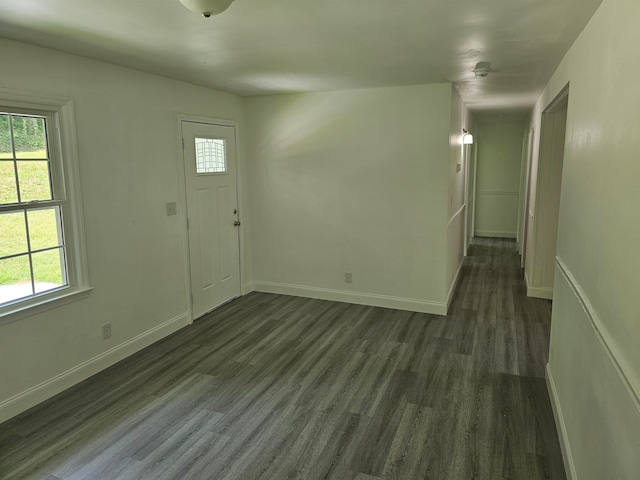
[0,312,190,424]
[475,230,517,239]
[524,270,553,299]
[546,364,577,480]
[252,281,447,316]
[476,191,520,196]
[446,261,464,312]
[448,203,466,227]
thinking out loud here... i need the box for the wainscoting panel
[547,259,640,479]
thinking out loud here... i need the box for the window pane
[28,207,63,251]
[17,160,52,201]
[32,248,66,293]
[0,161,18,204]
[0,114,12,159]
[0,211,28,258]
[12,116,47,159]
[195,138,226,173]
[0,255,33,305]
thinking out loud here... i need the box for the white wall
[245,84,452,314]
[0,41,466,422]
[533,0,640,477]
[0,38,247,422]
[474,117,525,238]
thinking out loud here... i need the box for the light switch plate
[102,323,112,339]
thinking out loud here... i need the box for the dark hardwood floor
[0,238,565,479]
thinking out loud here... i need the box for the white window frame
[0,89,91,325]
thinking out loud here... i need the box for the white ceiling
[0,0,602,112]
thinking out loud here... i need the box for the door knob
[234,220,241,226]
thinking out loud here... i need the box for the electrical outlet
[102,323,112,340]
[345,272,352,283]
[166,202,177,216]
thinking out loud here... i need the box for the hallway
[0,238,565,479]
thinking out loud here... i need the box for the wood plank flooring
[0,238,565,479]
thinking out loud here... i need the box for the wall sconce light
[463,129,474,145]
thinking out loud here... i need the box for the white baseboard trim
[243,282,254,295]
[546,364,577,480]
[446,261,464,312]
[0,312,190,425]
[527,285,553,300]
[556,257,640,412]
[252,281,447,316]
[525,271,554,299]
[475,230,517,239]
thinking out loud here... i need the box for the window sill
[0,286,93,326]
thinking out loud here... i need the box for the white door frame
[463,142,473,256]
[176,114,245,322]
[470,140,479,242]
[519,127,535,268]
[523,85,569,298]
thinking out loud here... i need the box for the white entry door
[182,121,241,319]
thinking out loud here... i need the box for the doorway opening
[524,86,569,299]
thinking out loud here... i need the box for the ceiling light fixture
[178,0,235,17]
[463,129,474,145]
[473,62,491,78]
